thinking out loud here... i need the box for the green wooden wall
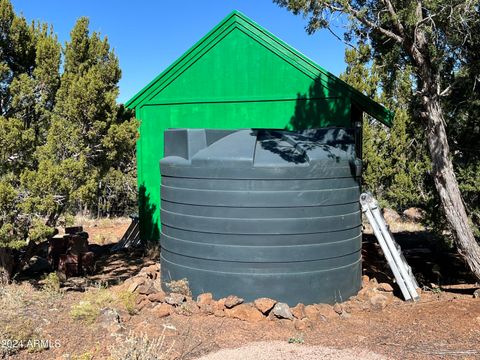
[128,11,392,241]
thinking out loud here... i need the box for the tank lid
[162,128,356,168]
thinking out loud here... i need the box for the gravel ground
[196,341,389,360]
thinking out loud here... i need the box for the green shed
[126,10,393,241]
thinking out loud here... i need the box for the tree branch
[380,0,406,37]
[338,3,404,44]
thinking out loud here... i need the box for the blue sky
[11,0,347,104]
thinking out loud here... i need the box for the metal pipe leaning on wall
[360,192,420,302]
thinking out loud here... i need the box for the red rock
[361,275,370,287]
[225,304,264,322]
[200,303,215,315]
[135,294,147,305]
[137,284,157,295]
[304,305,320,321]
[253,297,276,314]
[294,318,312,331]
[224,295,244,308]
[377,283,394,292]
[153,303,173,318]
[315,304,337,320]
[291,303,306,319]
[216,298,226,310]
[370,294,389,310]
[136,298,150,311]
[127,278,145,293]
[197,292,213,306]
[165,293,186,306]
[147,291,166,303]
[333,303,343,315]
[176,299,200,316]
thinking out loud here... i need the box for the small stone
[315,304,337,320]
[127,278,145,293]
[473,289,480,299]
[272,302,294,320]
[225,304,264,322]
[216,298,226,310]
[97,308,120,326]
[197,292,213,306]
[361,275,370,287]
[153,303,173,318]
[177,299,200,316]
[377,283,394,292]
[291,303,306,319]
[304,305,320,321]
[137,284,157,295]
[333,303,343,315]
[139,264,160,277]
[147,291,166,303]
[370,294,389,310]
[254,297,276,314]
[357,287,377,301]
[224,295,244,308]
[200,303,215,315]
[165,293,186,306]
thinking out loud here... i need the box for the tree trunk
[0,247,15,283]
[425,96,480,279]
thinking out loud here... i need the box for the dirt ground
[1,217,479,360]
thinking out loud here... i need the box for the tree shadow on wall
[287,75,350,131]
[138,184,160,245]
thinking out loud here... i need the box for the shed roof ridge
[125,10,393,126]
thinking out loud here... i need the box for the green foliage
[340,46,432,212]
[276,0,480,236]
[0,0,138,254]
[42,272,62,294]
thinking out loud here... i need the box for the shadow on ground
[362,230,477,297]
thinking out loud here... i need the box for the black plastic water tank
[160,128,362,305]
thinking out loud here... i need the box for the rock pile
[120,264,399,325]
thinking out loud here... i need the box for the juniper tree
[0,1,138,280]
[274,0,480,278]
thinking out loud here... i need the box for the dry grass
[117,290,138,315]
[109,328,175,360]
[71,214,130,227]
[0,283,52,356]
[362,218,425,234]
[69,288,115,324]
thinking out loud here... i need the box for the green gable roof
[126,10,393,127]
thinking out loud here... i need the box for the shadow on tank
[255,128,356,164]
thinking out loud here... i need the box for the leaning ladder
[360,192,420,301]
